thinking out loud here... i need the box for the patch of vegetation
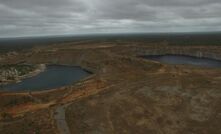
[1,112,13,121]
[0,95,35,110]
[3,96,34,108]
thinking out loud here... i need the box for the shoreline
[0,64,46,86]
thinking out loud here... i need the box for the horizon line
[1,31,221,39]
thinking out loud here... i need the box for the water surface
[0,65,91,92]
[142,54,221,68]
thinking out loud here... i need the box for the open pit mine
[0,41,221,134]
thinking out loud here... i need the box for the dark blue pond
[142,54,221,68]
[0,65,91,92]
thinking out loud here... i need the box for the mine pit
[0,65,91,92]
[141,54,221,68]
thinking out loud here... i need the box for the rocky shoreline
[0,64,46,85]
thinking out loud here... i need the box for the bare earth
[0,41,221,134]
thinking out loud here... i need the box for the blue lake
[0,65,91,92]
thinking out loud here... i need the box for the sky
[0,0,221,37]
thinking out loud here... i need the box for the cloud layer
[0,0,221,37]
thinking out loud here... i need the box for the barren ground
[0,41,221,134]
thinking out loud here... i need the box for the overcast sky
[0,0,221,37]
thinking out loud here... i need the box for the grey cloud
[0,0,221,37]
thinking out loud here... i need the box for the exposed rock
[0,64,46,85]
